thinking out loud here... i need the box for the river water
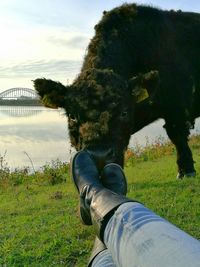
[0,105,199,170]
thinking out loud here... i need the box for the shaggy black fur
[34,4,200,177]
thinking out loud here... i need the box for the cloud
[0,3,92,89]
[0,59,82,79]
[0,59,83,90]
[48,35,89,49]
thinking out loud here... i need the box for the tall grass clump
[125,135,176,167]
[125,133,200,166]
[38,159,70,185]
[0,155,70,188]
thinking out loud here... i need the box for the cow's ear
[129,75,150,103]
[129,70,160,103]
[33,78,71,109]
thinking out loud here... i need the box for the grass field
[0,136,200,266]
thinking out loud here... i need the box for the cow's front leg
[164,122,196,179]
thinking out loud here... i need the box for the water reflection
[0,106,73,170]
[0,106,43,118]
[129,117,200,148]
[0,105,199,170]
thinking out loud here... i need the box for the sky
[1,0,200,92]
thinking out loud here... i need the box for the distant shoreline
[0,99,43,106]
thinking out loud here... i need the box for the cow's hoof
[185,171,196,178]
[177,171,196,179]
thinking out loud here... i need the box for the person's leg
[88,163,127,266]
[71,151,127,266]
[104,202,200,267]
[91,249,116,267]
[71,150,200,267]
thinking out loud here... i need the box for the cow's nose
[85,145,116,172]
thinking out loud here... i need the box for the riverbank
[0,136,200,266]
[0,99,42,106]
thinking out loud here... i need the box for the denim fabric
[91,249,116,267]
[102,202,200,267]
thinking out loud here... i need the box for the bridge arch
[0,88,39,99]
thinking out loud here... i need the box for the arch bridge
[0,88,40,100]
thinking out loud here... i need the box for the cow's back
[80,4,200,117]
[82,4,200,78]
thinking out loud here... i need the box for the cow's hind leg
[164,121,196,179]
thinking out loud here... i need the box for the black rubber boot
[88,163,128,266]
[71,150,132,266]
[89,187,131,241]
[71,150,130,229]
[101,163,127,195]
[71,150,103,225]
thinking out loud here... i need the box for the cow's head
[34,69,159,169]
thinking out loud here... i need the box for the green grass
[0,136,200,266]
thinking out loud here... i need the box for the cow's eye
[110,102,117,109]
[69,115,77,122]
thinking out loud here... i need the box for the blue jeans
[92,202,200,267]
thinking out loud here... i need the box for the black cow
[34,4,200,178]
